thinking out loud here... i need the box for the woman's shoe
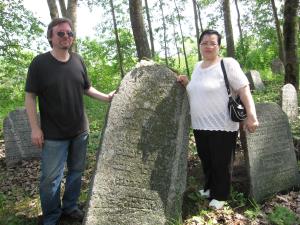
[209,199,225,210]
[199,189,210,198]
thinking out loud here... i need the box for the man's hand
[31,127,44,148]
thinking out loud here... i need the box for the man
[25,18,114,225]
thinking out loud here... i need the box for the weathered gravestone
[241,103,300,202]
[245,70,265,91]
[3,108,41,166]
[84,63,190,225]
[281,83,298,122]
[271,58,284,75]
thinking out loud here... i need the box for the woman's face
[199,34,220,61]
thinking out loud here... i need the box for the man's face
[50,22,74,50]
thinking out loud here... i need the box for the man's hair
[47,17,73,47]
[198,29,222,46]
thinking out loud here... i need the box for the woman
[177,29,259,209]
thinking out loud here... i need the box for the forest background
[0,0,299,224]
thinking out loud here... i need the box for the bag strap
[220,59,231,96]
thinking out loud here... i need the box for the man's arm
[84,86,115,102]
[25,92,44,148]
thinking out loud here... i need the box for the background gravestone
[281,83,298,122]
[241,103,300,202]
[3,108,41,166]
[245,70,265,91]
[271,58,284,75]
[84,63,190,225]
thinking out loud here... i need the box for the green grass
[267,205,300,225]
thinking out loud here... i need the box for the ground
[0,139,299,225]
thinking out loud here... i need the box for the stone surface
[84,64,190,225]
[241,103,300,202]
[271,58,284,75]
[3,108,41,166]
[245,70,265,91]
[281,83,298,122]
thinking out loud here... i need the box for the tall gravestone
[246,70,265,91]
[3,108,41,166]
[84,63,190,225]
[241,103,300,202]
[281,83,298,122]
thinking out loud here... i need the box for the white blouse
[186,57,249,132]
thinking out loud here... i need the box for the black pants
[193,130,237,201]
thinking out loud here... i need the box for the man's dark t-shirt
[25,52,91,140]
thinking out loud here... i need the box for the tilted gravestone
[84,63,190,225]
[3,108,41,166]
[241,103,300,202]
[281,83,298,122]
[245,70,265,91]
[271,58,284,75]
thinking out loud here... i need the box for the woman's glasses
[56,31,74,38]
[200,42,218,47]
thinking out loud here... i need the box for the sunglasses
[56,31,74,38]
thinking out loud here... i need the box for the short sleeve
[223,57,249,91]
[25,57,40,94]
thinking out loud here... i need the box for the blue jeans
[40,131,89,225]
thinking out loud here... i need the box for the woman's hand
[243,114,259,133]
[177,75,189,88]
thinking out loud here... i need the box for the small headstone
[84,64,190,225]
[271,58,284,75]
[3,108,41,166]
[245,70,265,91]
[281,83,298,122]
[241,103,300,202]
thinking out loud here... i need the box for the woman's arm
[237,85,259,133]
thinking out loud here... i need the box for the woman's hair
[47,18,73,47]
[198,29,222,46]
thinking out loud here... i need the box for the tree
[283,0,299,90]
[223,0,235,57]
[0,0,44,58]
[270,0,285,63]
[173,0,189,76]
[234,0,245,62]
[109,0,125,77]
[193,0,201,60]
[129,0,151,60]
[144,0,155,58]
[158,0,169,65]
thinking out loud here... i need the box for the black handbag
[221,59,247,122]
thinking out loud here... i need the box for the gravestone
[281,83,298,122]
[84,63,190,225]
[271,58,284,75]
[245,70,265,91]
[241,103,300,202]
[3,108,41,166]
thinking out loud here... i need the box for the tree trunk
[59,0,67,17]
[47,0,59,19]
[234,0,245,63]
[193,0,200,61]
[129,0,151,60]
[196,2,203,32]
[144,0,155,58]
[223,0,235,57]
[173,0,189,76]
[271,0,285,63]
[109,0,125,78]
[171,15,181,68]
[158,0,168,65]
[283,0,299,90]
